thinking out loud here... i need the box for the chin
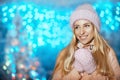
[80,40,90,45]
[80,41,88,45]
[79,38,94,45]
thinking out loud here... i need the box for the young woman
[52,4,120,80]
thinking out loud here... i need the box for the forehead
[74,19,91,25]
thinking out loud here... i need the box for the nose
[80,28,85,35]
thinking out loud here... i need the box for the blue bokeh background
[0,1,120,80]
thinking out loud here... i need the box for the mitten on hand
[73,48,96,74]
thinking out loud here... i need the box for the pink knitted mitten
[73,48,96,74]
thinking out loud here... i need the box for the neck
[77,39,94,49]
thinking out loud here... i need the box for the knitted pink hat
[70,4,100,31]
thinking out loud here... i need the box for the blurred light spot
[18,5,26,11]
[100,11,104,17]
[105,9,110,14]
[39,14,44,21]
[9,8,14,13]
[38,38,45,46]
[116,10,119,15]
[10,13,15,17]
[34,8,38,12]
[3,65,7,70]
[2,6,8,12]
[42,76,47,80]
[22,78,26,80]
[28,19,32,23]
[23,21,27,26]
[105,20,109,24]
[2,17,8,23]
[33,44,37,48]
[18,73,23,78]
[28,4,33,10]
[115,16,120,22]
[30,70,38,77]
[111,26,115,30]
[10,48,14,53]
[26,25,32,31]
[6,61,10,66]
[7,70,10,74]
[13,5,17,9]
[12,73,15,77]
[116,6,120,10]
[3,12,7,16]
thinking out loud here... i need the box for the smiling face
[74,19,94,45]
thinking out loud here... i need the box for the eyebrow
[83,23,91,25]
[74,22,91,26]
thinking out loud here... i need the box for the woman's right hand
[52,70,62,80]
[62,68,81,80]
[81,71,114,80]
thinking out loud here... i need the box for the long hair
[93,25,114,78]
[52,34,77,76]
[52,24,114,78]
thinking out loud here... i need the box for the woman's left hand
[81,71,110,80]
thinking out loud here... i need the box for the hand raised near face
[73,48,96,74]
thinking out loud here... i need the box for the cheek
[87,28,94,34]
[74,30,79,36]
[88,31,94,38]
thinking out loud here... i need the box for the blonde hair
[93,25,114,77]
[52,24,114,78]
[52,34,77,76]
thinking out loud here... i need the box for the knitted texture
[73,48,96,74]
[70,4,100,31]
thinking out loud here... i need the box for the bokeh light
[0,1,120,80]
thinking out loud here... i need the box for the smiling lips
[79,35,88,40]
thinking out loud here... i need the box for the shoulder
[108,47,116,58]
[58,46,69,58]
[55,47,68,64]
[109,47,115,53]
[107,47,119,63]
[107,47,118,63]
[58,48,67,58]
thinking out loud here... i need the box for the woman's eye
[74,25,79,29]
[85,25,90,27]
